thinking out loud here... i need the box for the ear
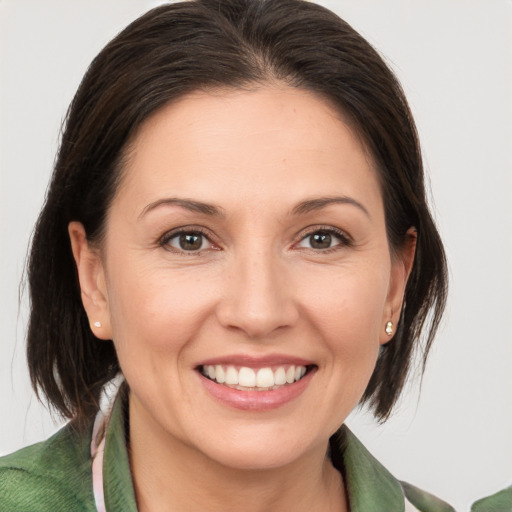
[380,227,417,344]
[68,221,112,340]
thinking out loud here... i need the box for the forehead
[116,85,381,215]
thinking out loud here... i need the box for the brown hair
[27,0,447,427]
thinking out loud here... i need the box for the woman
[0,0,454,510]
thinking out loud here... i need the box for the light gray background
[1,1,511,510]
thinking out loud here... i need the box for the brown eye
[297,229,348,251]
[309,232,332,249]
[168,231,207,251]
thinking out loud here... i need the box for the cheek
[297,264,389,386]
[104,257,218,358]
[103,265,216,418]
[300,265,389,339]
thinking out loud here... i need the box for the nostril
[215,298,299,339]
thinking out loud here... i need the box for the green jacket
[0,395,457,511]
[471,486,512,512]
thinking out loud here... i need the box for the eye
[297,229,349,250]
[165,231,211,252]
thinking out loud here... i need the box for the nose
[215,248,299,339]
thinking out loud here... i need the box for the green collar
[330,428,405,511]
[102,393,406,511]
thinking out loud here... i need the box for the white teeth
[256,368,275,388]
[225,366,239,385]
[274,367,286,386]
[238,367,256,387]
[202,364,309,388]
[215,365,225,383]
[286,366,295,384]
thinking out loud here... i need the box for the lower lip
[198,369,315,411]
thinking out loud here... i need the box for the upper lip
[196,354,315,369]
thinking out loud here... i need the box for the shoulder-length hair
[27,0,447,428]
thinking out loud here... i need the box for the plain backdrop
[1,1,511,510]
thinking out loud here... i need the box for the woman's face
[73,86,410,470]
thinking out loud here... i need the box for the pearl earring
[385,321,393,336]
[93,321,102,328]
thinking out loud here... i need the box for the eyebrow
[291,196,370,217]
[139,195,369,219]
[139,198,224,219]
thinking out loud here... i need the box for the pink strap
[90,410,108,512]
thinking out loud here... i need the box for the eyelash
[294,226,352,253]
[158,227,218,255]
[158,225,352,255]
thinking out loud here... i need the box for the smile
[199,364,310,391]
[196,357,317,411]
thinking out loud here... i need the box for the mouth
[198,364,315,391]
[195,357,317,411]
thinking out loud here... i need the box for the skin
[69,85,415,512]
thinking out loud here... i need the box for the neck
[128,395,347,512]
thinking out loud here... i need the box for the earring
[93,321,102,328]
[385,321,393,336]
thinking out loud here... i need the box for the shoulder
[471,485,512,512]
[331,426,455,512]
[0,422,96,512]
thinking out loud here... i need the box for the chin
[203,441,313,471]
[186,422,328,472]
